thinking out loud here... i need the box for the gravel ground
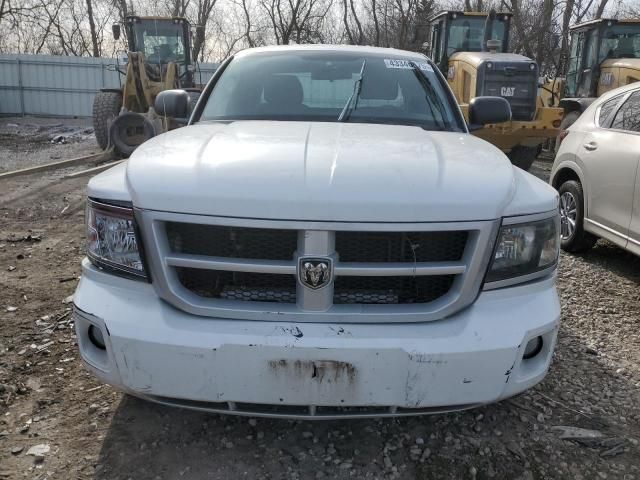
[0,117,96,172]
[0,126,639,480]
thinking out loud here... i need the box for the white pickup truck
[73,45,561,419]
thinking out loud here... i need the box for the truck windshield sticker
[384,59,434,72]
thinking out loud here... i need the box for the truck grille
[138,212,498,322]
[333,275,455,304]
[166,222,297,260]
[335,231,467,263]
[176,267,455,305]
[176,268,297,303]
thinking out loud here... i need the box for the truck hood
[125,121,518,222]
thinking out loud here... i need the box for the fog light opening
[88,325,106,350]
[523,336,543,360]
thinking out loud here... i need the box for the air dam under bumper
[73,259,560,419]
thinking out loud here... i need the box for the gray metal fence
[0,54,218,118]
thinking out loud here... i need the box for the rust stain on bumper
[268,359,357,385]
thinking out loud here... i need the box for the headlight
[86,199,147,279]
[485,215,559,286]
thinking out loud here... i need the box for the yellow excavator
[555,18,640,143]
[93,16,203,156]
[428,10,564,170]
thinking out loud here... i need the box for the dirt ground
[0,119,639,480]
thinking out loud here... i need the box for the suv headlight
[86,199,147,280]
[485,215,559,287]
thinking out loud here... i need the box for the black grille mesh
[176,268,296,303]
[335,231,467,263]
[176,268,455,305]
[166,222,297,260]
[169,225,466,305]
[333,275,455,304]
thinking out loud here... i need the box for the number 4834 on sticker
[384,59,434,72]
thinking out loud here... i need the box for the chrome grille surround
[136,209,500,323]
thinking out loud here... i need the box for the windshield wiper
[338,59,366,122]
[408,61,449,131]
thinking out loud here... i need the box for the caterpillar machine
[555,18,640,145]
[92,16,203,156]
[427,10,564,170]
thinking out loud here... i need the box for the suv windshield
[199,51,465,132]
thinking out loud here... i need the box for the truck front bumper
[73,259,560,419]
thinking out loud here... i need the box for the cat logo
[501,87,515,97]
[600,72,614,86]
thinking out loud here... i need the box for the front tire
[507,146,537,171]
[558,180,597,253]
[92,91,123,150]
[109,112,157,157]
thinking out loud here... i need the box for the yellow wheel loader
[93,16,203,156]
[555,18,640,148]
[428,10,564,171]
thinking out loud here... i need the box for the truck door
[576,29,598,97]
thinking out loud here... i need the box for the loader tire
[92,90,122,150]
[109,112,157,157]
[507,145,537,171]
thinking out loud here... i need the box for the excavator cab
[93,16,202,156]
[123,17,195,87]
[428,11,511,72]
[427,11,564,171]
[553,19,640,146]
[564,19,640,99]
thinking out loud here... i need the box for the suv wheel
[558,180,597,253]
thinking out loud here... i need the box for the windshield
[132,20,186,65]
[199,51,464,132]
[447,16,507,56]
[599,24,640,62]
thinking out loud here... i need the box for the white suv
[552,83,640,256]
[74,45,561,418]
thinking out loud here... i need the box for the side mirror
[468,96,511,129]
[112,24,121,40]
[155,89,190,118]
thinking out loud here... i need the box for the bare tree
[86,0,100,56]
[192,0,218,61]
[260,0,330,45]
[342,0,363,44]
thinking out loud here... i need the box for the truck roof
[570,17,640,31]
[428,10,512,22]
[235,44,431,60]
